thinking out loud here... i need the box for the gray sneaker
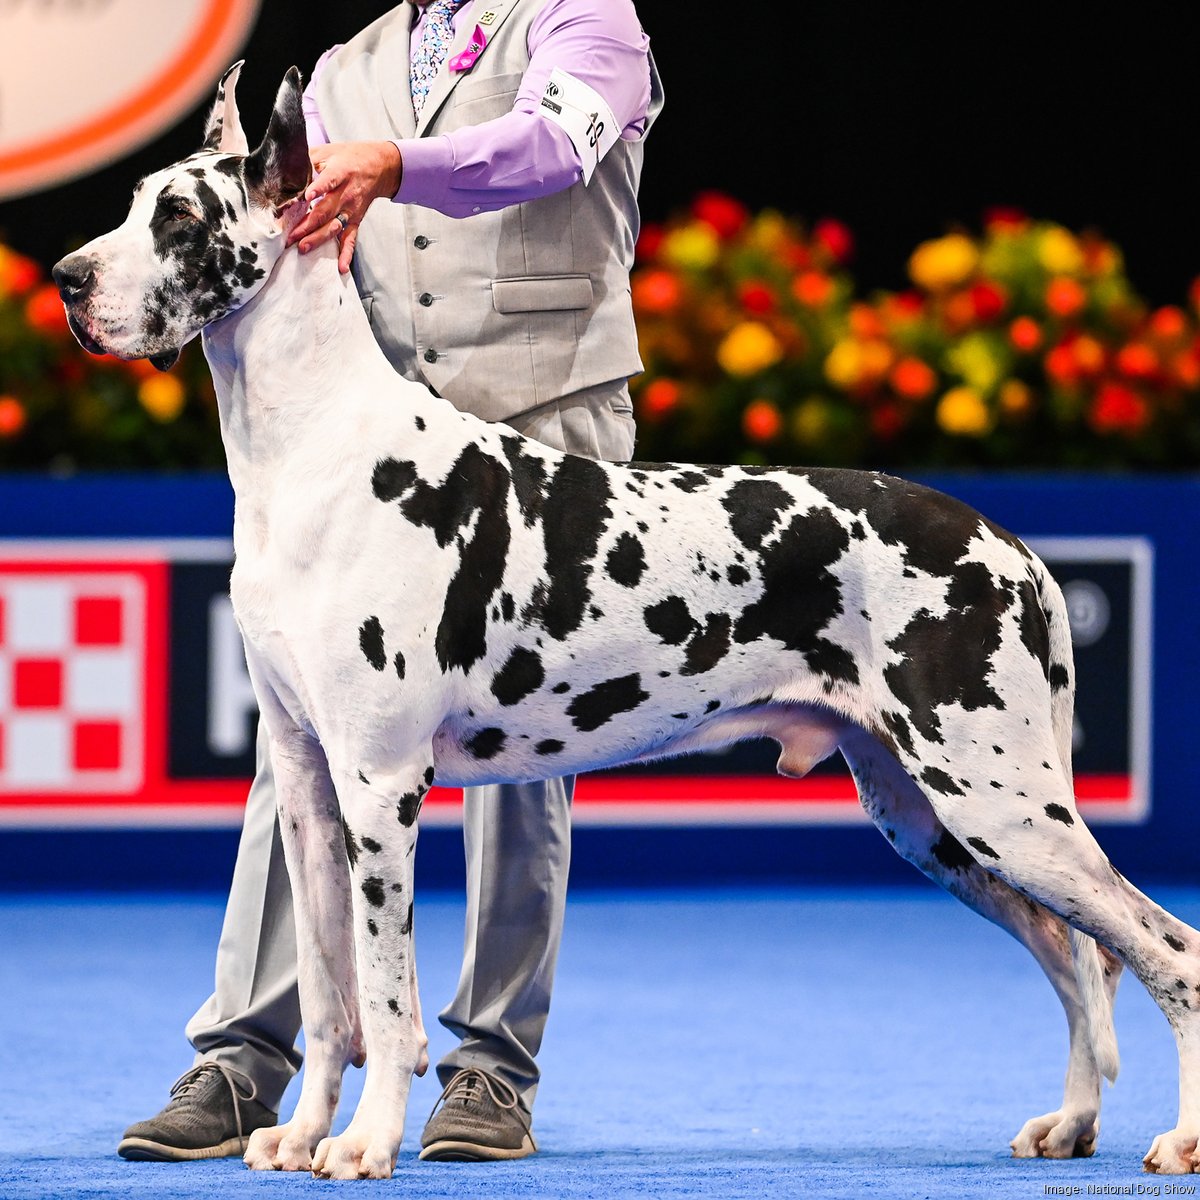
[117,1062,277,1161]
[419,1068,537,1161]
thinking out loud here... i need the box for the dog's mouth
[65,311,107,357]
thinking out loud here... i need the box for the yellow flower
[824,339,865,389]
[936,386,994,437]
[1037,227,1084,275]
[662,222,720,271]
[717,322,783,377]
[792,396,834,444]
[946,332,1006,393]
[138,373,186,422]
[748,211,790,254]
[908,234,979,292]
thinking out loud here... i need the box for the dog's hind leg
[311,755,433,1181]
[888,727,1200,1175]
[243,729,363,1172]
[840,728,1121,1159]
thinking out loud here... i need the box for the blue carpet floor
[1,885,1196,1199]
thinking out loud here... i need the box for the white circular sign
[0,0,261,200]
[1062,579,1111,647]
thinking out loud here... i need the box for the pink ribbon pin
[448,26,488,73]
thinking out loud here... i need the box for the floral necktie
[411,0,467,117]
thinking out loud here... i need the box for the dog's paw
[1011,1109,1098,1159]
[244,1121,322,1172]
[1144,1129,1200,1174]
[312,1128,399,1180]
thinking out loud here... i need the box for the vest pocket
[491,275,593,314]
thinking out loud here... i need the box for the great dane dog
[54,65,1200,1179]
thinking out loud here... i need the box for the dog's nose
[52,255,96,302]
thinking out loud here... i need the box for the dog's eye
[169,204,198,224]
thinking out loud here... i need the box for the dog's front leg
[244,731,363,1172]
[311,758,432,1180]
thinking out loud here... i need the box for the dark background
[2,2,1199,302]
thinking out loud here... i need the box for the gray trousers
[186,383,636,1113]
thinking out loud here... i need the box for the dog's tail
[1034,554,1121,1085]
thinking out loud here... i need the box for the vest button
[418,292,434,307]
[413,235,430,249]
[423,348,439,363]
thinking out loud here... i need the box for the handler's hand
[288,141,403,274]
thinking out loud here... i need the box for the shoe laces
[428,1067,526,1126]
[168,1062,258,1142]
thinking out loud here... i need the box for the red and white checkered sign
[0,571,145,793]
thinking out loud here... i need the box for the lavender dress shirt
[301,0,652,218]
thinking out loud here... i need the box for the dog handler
[119,0,662,1164]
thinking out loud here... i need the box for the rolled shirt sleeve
[306,0,653,219]
[397,0,652,216]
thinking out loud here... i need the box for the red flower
[1045,342,1080,387]
[983,206,1029,232]
[25,283,70,336]
[635,223,665,262]
[632,269,683,315]
[738,280,775,316]
[813,218,854,265]
[690,191,748,240]
[870,402,906,440]
[969,280,1008,323]
[1045,277,1087,320]
[890,358,936,401]
[0,395,27,438]
[639,378,682,421]
[792,271,834,307]
[742,399,782,442]
[1009,316,1043,353]
[1089,382,1148,436]
[1148,306,1188,343]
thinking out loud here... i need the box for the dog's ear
[244,67,311,209]
[202,60,249,155]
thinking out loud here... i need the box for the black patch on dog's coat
[681,613,732,676]
[536,738,564,755]
[567,674,650,732]
[397,791,422,827]
[606,532,646,588]
[536,457,614,640]
[359,617,386,671]
[931,830,974,872]
[921,766,965,796]
[967,836,1001,860]
[492,647,545,706]
[361,877,386,908]
[500,436,548,527]
[722,478,793,549]
[1044,803,1074,826]
[644,596,697,645]
[467,727,507,758]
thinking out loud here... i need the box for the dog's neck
[201,234,388,497]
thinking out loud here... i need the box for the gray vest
[316,0,663,421]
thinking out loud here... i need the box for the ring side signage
[0,0,261,201]
[0,536,1153,829]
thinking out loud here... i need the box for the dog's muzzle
[51,254,105,355]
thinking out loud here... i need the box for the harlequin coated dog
[53,65,1200,1179]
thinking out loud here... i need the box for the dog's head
[53,63,310,369]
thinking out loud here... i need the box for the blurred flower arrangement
[5,201,1200,471]
[0,242,222,470]
[632,194,1200,468]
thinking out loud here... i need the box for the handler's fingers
[338,224,358,275]
[298,214,351,257]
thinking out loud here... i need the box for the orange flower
[742,399,783,442]
[890,357,937,401]
[25,283,70,336]
[1045,277,1087,320]
[639,378,682,421]
[1169,350,1200,389]
[998,380,1034,417]
[0,394,27,438]
[1071,335,1105,378]
[1009,316,1043,353]
[138,374,187,422]
[792,271,834,308]
[1148,306,1188,343]
[1115,342,1159,381]
[848,302,886,340]
[632,269,683,315]
[1045,343,1080,387]
[0,248,41,296]
[1088,382,1148,436]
